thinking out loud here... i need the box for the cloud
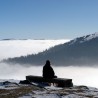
[0,39,69,60]
[0,62,42,80]
[0,63,98,88]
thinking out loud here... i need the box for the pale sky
[0,0,98,39]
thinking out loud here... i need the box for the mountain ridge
[3,33,98,66]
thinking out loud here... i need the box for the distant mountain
[1,38,27,40]
[1,39,46,41]
[3,33,98,66]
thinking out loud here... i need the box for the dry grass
[0,85,98,98]
[0,85,42,98]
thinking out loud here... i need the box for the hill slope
[3,33,98,66]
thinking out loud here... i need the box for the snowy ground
[0,80,98,98]
[19,86,98,98]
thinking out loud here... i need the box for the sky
[0,0,98,39]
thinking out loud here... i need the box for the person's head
[46,60,50,65]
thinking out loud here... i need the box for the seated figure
[43,60,57,78]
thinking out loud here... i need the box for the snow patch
[45,85,62,90]
[70,32,98,44]
[81,32,98,43]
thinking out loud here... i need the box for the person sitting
[42,60,57,78]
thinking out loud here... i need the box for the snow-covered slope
[83,32,98,41]
[70,32,98,44]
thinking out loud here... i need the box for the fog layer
[0,63,98,88]
[0,39,69,60]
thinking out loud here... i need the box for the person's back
[43,60,57,78]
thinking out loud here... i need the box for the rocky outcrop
[0,80,98,98]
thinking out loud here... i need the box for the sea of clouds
[0,39,69,60]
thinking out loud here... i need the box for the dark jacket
[43,60,56,78]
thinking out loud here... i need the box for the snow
[0,79,20,89]
[80,32,98,43]
[19,94,60,98]
[32,94,60,98]
[84,32,98,41]
[0,80,98,98]
[19,96,32,98]
[19,86,98,98]
[70,32,98,44]
[45,85,63,90]
[62,94,82,98]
